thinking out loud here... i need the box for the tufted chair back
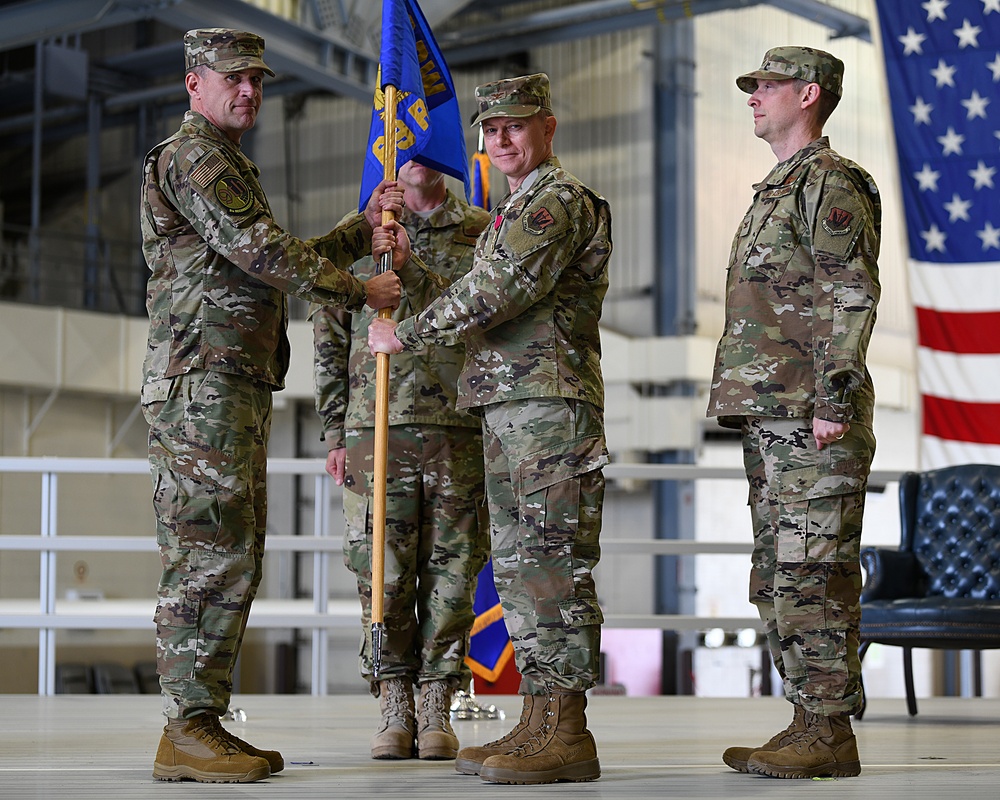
[857,463,1000,717]
[901,464,1000,600]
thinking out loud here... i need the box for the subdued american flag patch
[190,153,227,189]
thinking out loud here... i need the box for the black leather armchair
[858,464,1000,717]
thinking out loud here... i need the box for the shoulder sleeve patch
[524,206,556,234]
[813,187,866,261]
[189,153,227,190]
[504,194,573,261]
[214,175,255,215]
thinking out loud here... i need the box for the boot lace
[190,716,243,756]
[420,682,452,728]
[503,695,557,756]
[381,680,414,728]
[481,697,536,748]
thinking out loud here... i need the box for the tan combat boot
[153,715,270,783]
[747,711,861,778]
[478,690,601,785]
[454,693,546,775]
[416,680,459,759]
[722,703,808,772]
[217,724,284,773]
[371,678,416,759]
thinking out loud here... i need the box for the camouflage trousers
[742,415,876,716]
[141,369,271,720]
[481,397,608,695]
[342,424,489,693]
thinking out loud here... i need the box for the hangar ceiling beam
[441,0,871,66]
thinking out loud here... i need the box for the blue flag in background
[466,559,515,683]
[359,0,470,211]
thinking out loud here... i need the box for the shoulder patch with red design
[523,206,556,235]
[822,206,853,236]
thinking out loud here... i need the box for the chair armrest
[860,547,919,602]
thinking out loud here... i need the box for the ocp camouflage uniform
[708,136,881,716]
[140,109,375,720]
[311,190,491,693]
[394,157,613,695]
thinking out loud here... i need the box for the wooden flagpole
[371,83,398,678]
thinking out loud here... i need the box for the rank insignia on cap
[524,206,556,234]
[822,207,853,236]
[215,175,254,214]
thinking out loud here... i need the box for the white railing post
[38,469,58,696]
[311,472,331,696]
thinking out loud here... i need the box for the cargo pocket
[775,460,867,563]
[516,434,608,549]
[148,429,252,554]
[557,596,604,628]
[342,486,371,578]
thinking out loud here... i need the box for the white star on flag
[876,0,1000,467]
[953,18,983,46]
[923,0,950,22]
[911,96,935,123]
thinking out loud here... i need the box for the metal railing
[0,456,904,695]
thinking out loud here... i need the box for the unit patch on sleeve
[822,207,853,236]
[813,187,866,260]
[524,206,556,235]
[214,175,255,214]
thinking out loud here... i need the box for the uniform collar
[754,136,830,190]
[180,110,255,168]
[401,189,466,230]
[505,156,562,205]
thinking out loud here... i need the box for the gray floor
[1,693,998,799]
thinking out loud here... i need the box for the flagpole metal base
[450,689,505,721]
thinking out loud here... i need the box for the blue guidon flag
[359,0,469,211]
[875,0,1000,467]
[466,559,515,683]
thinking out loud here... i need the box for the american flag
[875,0,1000,467]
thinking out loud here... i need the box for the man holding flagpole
[369,72,612,786]
[141,28,401,783]
[328,0,485,764]
[312,160,490,760]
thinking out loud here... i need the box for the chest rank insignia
[215,175,254,214]
[822,207,853,236]
[524,206,556,234]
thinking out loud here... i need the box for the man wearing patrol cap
[709,46,880,779]
[142,28,402,783]
[369,72,612,785]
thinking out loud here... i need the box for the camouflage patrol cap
[184,28,275,77]
[736,46,844,98]
[472,73,552,126]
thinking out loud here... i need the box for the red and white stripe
[909,259,1000,469]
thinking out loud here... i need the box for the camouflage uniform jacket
[708,137,881,429]
[393,157,613,412]
[141,111,372,392]
[312,190,490,450]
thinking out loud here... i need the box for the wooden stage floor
[1,693,998,798]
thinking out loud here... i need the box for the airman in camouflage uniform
[312,163,491,760]
[368,73,611,785]
[140,28,401,784]
[708,47,880,780]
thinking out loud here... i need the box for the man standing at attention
[709,47,880,779]
[368,73,612,785]
[312,161,490,761]
[140,28,400,783]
